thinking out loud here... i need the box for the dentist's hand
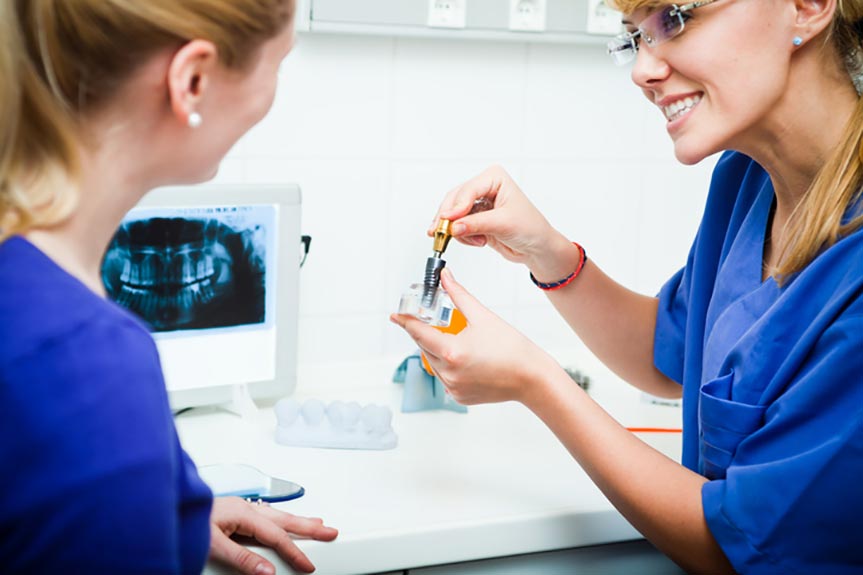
[391,268,560,406]
[429,165,574,278]
[209,496,338,574]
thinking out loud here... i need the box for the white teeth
[663,94,701,121]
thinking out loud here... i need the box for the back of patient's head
[0,0,295,240]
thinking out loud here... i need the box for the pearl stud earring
[188,112,203,128]
[793,36,803,47]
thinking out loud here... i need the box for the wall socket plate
[428,0,467,29]
[586,0,623,35]
[509,0,547,32]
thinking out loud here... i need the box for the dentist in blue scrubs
[393,0,863,572]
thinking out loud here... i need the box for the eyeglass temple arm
[673,0,715,16]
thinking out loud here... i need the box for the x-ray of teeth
[101,205,274,333]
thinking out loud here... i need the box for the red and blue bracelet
[529,242,587,291]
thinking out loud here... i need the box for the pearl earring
[793,36,803,47]
[188,112,203,128]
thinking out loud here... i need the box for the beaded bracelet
[529,242,587,291]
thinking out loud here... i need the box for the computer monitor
[101,184,301,410]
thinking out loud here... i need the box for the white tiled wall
[216,33,718,370]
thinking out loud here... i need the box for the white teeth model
[274,398,398,450]
[300,398,326,425]
[663,94,701,121]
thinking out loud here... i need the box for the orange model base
[421,307,467,376]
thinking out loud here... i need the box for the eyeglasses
[607,0,717,65]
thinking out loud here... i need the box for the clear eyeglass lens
[655,6,684,42]
[607,4,685,64]
[607,35,637,66]
[639,5,682,47]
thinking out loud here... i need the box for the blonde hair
[607,0,863,280]
[0,0,294,241]
[779,0,863,279]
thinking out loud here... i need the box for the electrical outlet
[586,0,623,36]
[428,0,467,29]
[509,0,546,32]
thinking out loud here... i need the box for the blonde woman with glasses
[0,1,337,573]
[394,0,863,572]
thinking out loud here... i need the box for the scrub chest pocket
[698,371,767,480]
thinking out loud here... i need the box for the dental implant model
[424,218,453,306]
[396,216,457,327]
[397,197,493,327]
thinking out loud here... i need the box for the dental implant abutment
[432,219,453,256]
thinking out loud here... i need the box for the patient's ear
[167,40,218,126]
[792,0,836,41]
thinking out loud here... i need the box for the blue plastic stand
[393,352,467,414]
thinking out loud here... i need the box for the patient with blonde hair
[0,1,337,573]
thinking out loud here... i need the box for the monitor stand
[221,383,260,420]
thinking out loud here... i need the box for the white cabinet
[395,540,684,575]
[296,0,623,43]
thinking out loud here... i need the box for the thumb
[440,268,488,323]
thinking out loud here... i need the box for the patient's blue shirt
[655,151,863,574]
[0,237,212,573]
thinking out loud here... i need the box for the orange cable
[625,427,682,433]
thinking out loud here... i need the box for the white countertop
[177,358,682,575]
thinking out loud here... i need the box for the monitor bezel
[127,184,301,410]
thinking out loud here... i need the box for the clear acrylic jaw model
[397,283,454,327]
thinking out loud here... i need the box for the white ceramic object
[274,398,398,450]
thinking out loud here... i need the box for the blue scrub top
[655,152,863,574]
[0,237,213,573]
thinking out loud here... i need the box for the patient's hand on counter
[209,496,338,574]
[392,268,560,407]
